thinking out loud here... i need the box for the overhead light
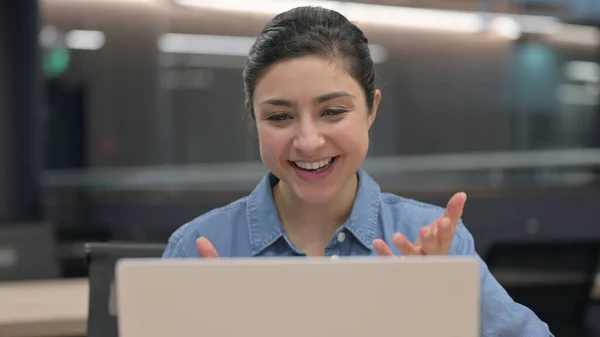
[514,14,560,35]
[175,0,340,15]
[173,0,485,34]
[65,30,105,50]
[172,0,600,44]
[565,61,600,83]
[550,24,600,45]
[158,33,389,65]
[39,25,61,49]
[489,16,522,40]
[158,34,254,56]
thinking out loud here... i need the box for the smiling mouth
[291,156,338,172]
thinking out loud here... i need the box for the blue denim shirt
[163,168,552,337]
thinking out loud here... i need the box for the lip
[289,156,340,183]
[290,156,336,163]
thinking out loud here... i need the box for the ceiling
[349,0,600,24]
[349,0,563,13]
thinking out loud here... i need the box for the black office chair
[486,241,600,337]
[84,242,166,337]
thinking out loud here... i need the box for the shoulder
[378,192,474,253]
[169,197,247,243]
[162,197,248,258]
[380,192,445,221]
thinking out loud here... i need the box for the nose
[293,117,325,154]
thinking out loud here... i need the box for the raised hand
[373,192,467,257]
[196,237,219,258]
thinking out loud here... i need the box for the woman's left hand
[373,192,467,256]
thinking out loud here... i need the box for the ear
[367,89,381,129]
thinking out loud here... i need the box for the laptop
[115,256,480,337]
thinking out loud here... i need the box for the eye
[266,113,292,122]
[322,108,348,116]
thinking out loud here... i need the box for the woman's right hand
[196,237,219,258]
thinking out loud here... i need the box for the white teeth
[294,158,333,170]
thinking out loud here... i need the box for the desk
[0,278,88,337]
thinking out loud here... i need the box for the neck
[273,173,359,253]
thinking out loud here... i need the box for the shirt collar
[246,168,381,256]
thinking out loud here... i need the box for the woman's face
[252,55,381,205]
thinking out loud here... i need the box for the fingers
[392,233,423,256]
[373,239,395,256]
[373,192,467,258]
[435,216,453,247]
[196,237,219,258]
[444,192,467,224]
[440,191,467,242]
[415,192,467,255]
[374,235,423,257]
[418,225,438,254]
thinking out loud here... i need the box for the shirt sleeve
[454,221,554,337]
[161,230,189,258]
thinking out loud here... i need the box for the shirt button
[337,232,346,242]
[330,255,340,260]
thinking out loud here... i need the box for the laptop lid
[115,257,480,337]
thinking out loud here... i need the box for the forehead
[253,56,364,102]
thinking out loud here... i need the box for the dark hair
[243,6,377,119]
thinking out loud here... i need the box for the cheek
[329,118,370,151]
[257,125,288,162]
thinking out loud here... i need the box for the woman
[163,6,552,336]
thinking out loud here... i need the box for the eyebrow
[258,91,354,107]
[314,91,354,104]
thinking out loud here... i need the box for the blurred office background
[1,0,600,336]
